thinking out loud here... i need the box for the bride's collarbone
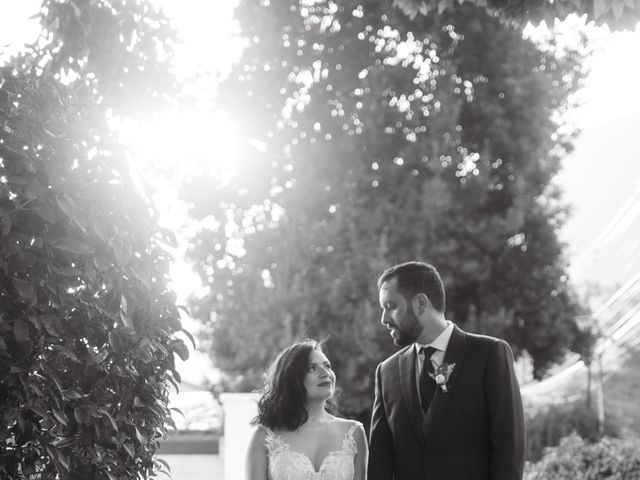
[294,419,351,439]
[278,420,353,461]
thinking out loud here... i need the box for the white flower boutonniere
[429,362,456,393]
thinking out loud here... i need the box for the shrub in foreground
[525,402,619,461]
[525,433,640,480]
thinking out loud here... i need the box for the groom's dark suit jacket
[368,325,525,480]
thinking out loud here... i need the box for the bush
[0,35,186,480]
[525,433,640,480]
[525,402,619,461]
[0,0,187,478]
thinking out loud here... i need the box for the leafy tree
[0,1,189,478]
[394,0,640,31]
[185,0,588,415]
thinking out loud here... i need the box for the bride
[246,340,368,480]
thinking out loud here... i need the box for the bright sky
[2,3,640,380]
[572,25,640,128]
[550,21,640,292]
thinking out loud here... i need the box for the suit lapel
[423,325,468,452]
[398,346,425,449]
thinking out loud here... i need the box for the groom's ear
[413,293,430,315]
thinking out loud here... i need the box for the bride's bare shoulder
[248,425,270,446]
[327,416,362,434]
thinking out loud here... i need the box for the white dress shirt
[413,321,454,396]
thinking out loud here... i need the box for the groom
[368,261,525,480]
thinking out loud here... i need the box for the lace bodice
[264,422,359,480]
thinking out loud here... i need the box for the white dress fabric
[264,423,359,480]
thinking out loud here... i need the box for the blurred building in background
[158,381,223,480]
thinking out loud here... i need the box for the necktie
[419,346,437,412]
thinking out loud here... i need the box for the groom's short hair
[378,261,446,313]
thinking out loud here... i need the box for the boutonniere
[429,362,456,393]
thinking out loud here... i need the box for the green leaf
[135,427,149,444]
[157,469,171,478]
[69,0,82,17]
[34,204,56,223]
[132,270,150,289]
[172,339,189,361]
[53,237,92,255]
[12,277,34,300]
[25,178,44,200]
[43,118,67,138]
[98,408,119,431]
[30,382,43,397]
[0,88,8,111]
[438,0,454,14]
[120,310,134,330]
[50,374,64,393]
[113,240,132,267]
[593,0,609,17]
[0,209,11,236]
[57,451,70,470]
[52,406,68,426]
[30,405,49,419]
[74,406,89,424]
[123,442,135,457]
[156,458,171,472]
[154,341,168,355]
[119,294,135,329]
[170,407,184,418]
[40,313,62,337]
[6,175,29,186]
[56,195,88,234]
[108,331,124,352]
[62,389,84,400]
[56,265,82,277]
[167,375,179,394]
[611,0,625,17]
[181,327,197,350]
[45,445,58,465]
[53,345,80,362]
[13,318,30,342]
[159,227,178,248]
[1,144,27,161]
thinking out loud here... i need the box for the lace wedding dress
[264,423,359,480]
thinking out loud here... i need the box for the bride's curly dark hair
[252,340,339,431]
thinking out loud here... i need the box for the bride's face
[303,349,336,401]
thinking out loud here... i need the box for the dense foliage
[525,433,640,479]
[525,403,619,461]
[394,0,640,31]
[185,0,588,414]
[0,1,188,478]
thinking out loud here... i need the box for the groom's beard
[393,310,423,346]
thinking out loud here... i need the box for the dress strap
[261,426,288,456]
[341,422,360,455]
